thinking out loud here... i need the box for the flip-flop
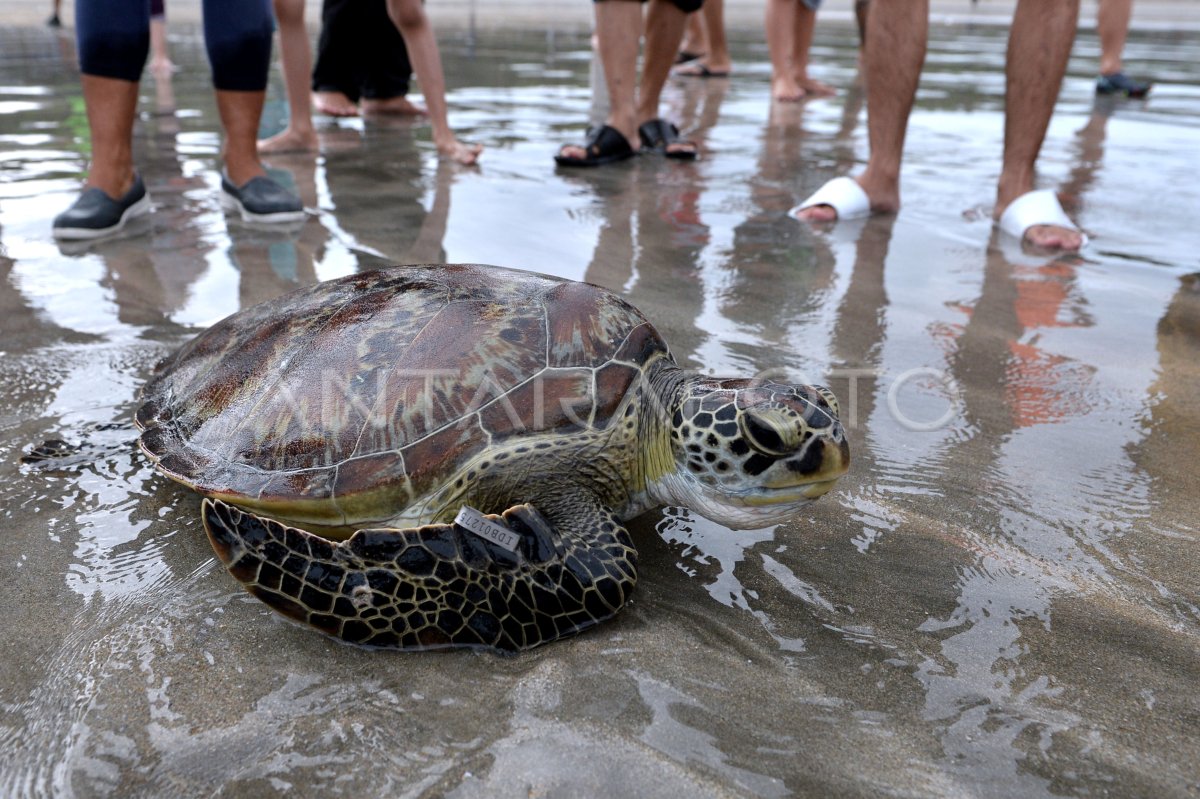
[554,125,636,168]
[788,176,871,221]
[997,189,1088,247]
[675,50,705,64]
[637,119,699,161]
[673,63,731,78]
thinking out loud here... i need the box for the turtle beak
[763,431,850,491]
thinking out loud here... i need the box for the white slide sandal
[997,189,1088,247]
[788,176,871,222]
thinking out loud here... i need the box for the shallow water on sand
[2,19,1199,798]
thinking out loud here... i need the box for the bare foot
[438,138,483,166]
[313,91,359,117]
[772,75,806,102]
[258,127,318,155]
[995,187,1084,251]
[558,144,586,161]
[1019,224,1084,251]
[798,205,834,222]
[361,96,429,116]
[797,76,837,97]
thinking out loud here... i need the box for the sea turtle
[136,264,848,652]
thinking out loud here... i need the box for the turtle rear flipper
[201,497,638,652]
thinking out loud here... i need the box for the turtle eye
[738,410,802,458]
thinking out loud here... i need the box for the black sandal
[554,125,636,167]
[637,119,699,161]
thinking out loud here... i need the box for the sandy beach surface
[1,7,1198,798]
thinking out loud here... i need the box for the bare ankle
[86,166,136,199]
[223,155,265,186]
[856,170,900,212]
[995,167,1036,210]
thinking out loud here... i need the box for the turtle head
[652,377,849,528]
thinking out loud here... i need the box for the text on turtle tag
[454,506,521,552]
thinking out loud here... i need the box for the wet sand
[2,14,1200,799]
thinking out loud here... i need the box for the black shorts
[594,0,704,15]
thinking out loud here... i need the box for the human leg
[678,11,706,62]
[54,0,151,236]
[72,0,150,198]
[1095,0,1150,96]
[259,0,319,153]
[78,76,142,200]
[791,1,835,96]
[994,0,1082,249]
[557,0,641,163]
[311,0,364,115]
[766,0,802,101]
[216,88,271,186]
[360,0,425,115]
[150,0,174,74]
[386,0,482,163]
[855,0,869,46]
[794,0,926,221]
[1098,0,1132,76]
[638,0,691,129]
[52,74,150,238]
[216,88,305,221]
[674,0,731,76]
[201,0,276,184]
[203,0,303,220]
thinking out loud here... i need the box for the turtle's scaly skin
[138,264,849,651]
[203,497,636,651]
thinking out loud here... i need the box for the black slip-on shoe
[1095,72,1151,98]
[52,175,151,240]
[220,173,305,223]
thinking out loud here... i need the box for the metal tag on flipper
[455,506,520,553]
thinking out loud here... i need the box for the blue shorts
[76,0,274,91]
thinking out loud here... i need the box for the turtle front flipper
[201,497,638,652]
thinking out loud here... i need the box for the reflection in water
[1,20,1199,799]
[633,671,790,798]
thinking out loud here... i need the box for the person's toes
[558,144,586,161]
[771,77,806,102]
[665,141,698,158]
[313,92,359,117]
[445,142,483,165]
[257,130,317,154]
[1025,224,1083,251]
[800,78,837,97]
[795,204,839,223]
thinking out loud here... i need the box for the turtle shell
[136,264,671,529]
